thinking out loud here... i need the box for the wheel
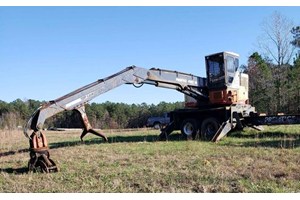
[153,122,161,130]
[180,118,199,140]
[28,151,58,173]
[48,158,59,173]
[39,155,58,173]
[201,117,220,140]
[38,160,49,173]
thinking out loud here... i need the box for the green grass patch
[1,126,300,192]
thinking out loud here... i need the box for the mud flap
[211,120,233,142]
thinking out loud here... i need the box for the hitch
[28,131,58,173]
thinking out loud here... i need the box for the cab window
[226,56,234,83]
[206,54,225,88]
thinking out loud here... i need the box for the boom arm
[24,65,207,172]
[24,66,207,140]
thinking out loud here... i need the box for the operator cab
[205,52,249,105]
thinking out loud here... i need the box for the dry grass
[0,126,300,192]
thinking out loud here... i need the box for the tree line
[0,100,183,130]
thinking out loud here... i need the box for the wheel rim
[204,123,218,137]
[183,122,194,136]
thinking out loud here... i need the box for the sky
[0,6,299,105]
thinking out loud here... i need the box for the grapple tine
[80,129,89,141]
[82,129,108,142]
[76,106,108,142]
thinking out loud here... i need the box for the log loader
[23,51,300,172]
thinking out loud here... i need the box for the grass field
[0,126,300,193]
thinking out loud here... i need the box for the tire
[153,122,161,130]
[180,118,199,140]
[201,117,220,141]
[38,160,49,173]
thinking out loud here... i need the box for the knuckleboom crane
[24,65,207,172]
[24,52,300,172]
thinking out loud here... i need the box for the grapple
[28,131,58,173]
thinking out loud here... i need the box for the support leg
[158,121,175,140]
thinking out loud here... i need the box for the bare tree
[258,11,295,66]
[291,26,300,57]
[291,26,300,48]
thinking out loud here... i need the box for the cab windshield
[206,53,225,89]
[206,52,239,89]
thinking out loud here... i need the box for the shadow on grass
[230,131,300,139]
[49,133,185,149]
[0,133,183,159]
[225,131,300,149]
[0,149,29,157]
[1,130,299,161]
[0,167,28,174]
[0,134,185,174]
